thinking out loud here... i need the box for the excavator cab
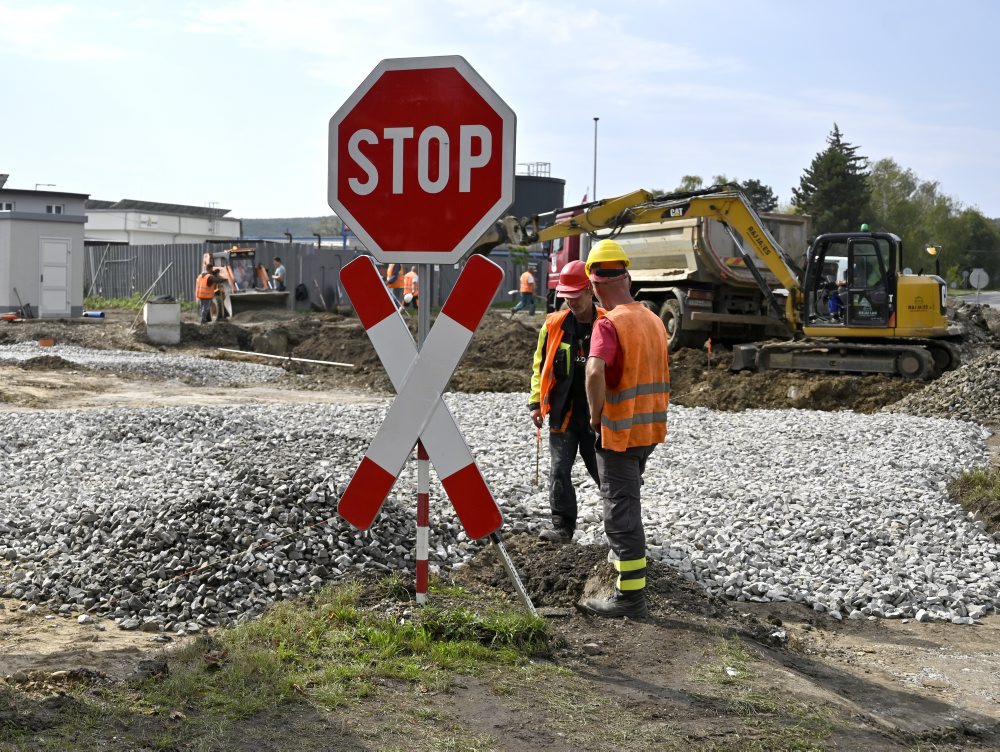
[803,233,895,329]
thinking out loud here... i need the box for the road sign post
[329,56,532,612]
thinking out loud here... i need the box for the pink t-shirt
[589,317,623,387]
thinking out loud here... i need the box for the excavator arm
[493,186,806,329]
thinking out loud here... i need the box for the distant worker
[272,257,287,291]
[195,261,225,324]
[403,265,419,310]
[580,239,669,619]
[529,260,604,543]
[510,265,537,317]
[386,262,404,303]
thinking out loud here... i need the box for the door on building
[39,237,71,317]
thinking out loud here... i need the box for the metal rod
[592,116,599,200]
[489,532,537,616]
[416,263,431,605]
[129,262,174,331]
[216,348,353,368]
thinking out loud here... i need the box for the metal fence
[83,241,548,313]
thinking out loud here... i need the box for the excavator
[475,186,961,379]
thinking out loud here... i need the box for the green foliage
[948,466,1000,532]
[84,294,196,312]
[867,158,1000,279]
[740,179,779,213]
[792,124,871,233]
[675,174,704,192]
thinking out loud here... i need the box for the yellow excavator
[477,187,961,379]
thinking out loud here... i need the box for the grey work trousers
[548,425,600,530]
[596,444,656,564]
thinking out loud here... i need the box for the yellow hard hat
[585,239,630,277]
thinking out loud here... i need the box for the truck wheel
[658,299,702,351]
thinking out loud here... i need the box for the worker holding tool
[195,261,225,324]
[528,260,604,543]
[579,240,669,619]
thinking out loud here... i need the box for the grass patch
[84,294,196,312]
[690,636,834,751]
[1,578,552,750]
[949,466,1000,532]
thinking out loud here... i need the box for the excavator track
[733,338,959,380]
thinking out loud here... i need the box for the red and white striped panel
[337,254,503,539]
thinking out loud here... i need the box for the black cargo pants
[596,444,656,591]
[548,425,600,531]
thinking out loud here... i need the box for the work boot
[539,526,573,543]
[578,589,648,619]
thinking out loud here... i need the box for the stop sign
[328,56,516,264]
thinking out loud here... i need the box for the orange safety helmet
[555,260,591,298]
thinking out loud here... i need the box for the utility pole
[592,117,599,201]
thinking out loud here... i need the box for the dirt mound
[19,355,81,371]
[454,535,733,619]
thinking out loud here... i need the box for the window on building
[46,204,64,214]
[0,202,13,211]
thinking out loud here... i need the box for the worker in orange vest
[580,239,669,619]
[510,265,537,317]
[195,261,225,324]
[529,260,604,543]
[386,262,405,303]
[402,266,419,310]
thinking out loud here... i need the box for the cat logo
[663,202,689,219]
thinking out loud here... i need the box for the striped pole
[416,439,429,604]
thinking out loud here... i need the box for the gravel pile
[0,343,283,385]
[0,389,996,632]
[883,349,1000,424]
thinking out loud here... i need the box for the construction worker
[195,261,225,324]
[579,239,669,619]
[402,266,419,310]
[386,262,405,303]
[510,265,537,317]
[272,257,287,291]
[529,260,604,542]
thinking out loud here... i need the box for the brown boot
[578,589,648,619]
[539,526,573,543]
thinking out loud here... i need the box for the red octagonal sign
[328,56,516,264]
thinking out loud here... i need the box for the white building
[85,199,241,245]
[0,176,87,318]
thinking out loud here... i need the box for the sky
[3,0,1000,220]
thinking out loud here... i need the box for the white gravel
[0,346,997,631]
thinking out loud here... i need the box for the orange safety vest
[531,307,606,430]
[195,272,218,300]
[519,271,535,293]
[403,270,418,297]
[599,303,670,452]
[386,263,404,288]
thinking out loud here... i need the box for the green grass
[690,636,834,751]
[948,466,1000,532]
[84,293,197,312]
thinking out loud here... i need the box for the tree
[792,124,871,233]
[739,179,778,213]
[675,175,704,192]
[310,216,344,236]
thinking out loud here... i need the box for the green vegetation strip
[949,466,1000,533]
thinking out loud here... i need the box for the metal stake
[489,532,537,616]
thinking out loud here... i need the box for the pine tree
[739,179,778,213]
[792,124,871,233]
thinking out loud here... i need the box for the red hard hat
[555,260,591,298]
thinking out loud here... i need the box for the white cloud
[0,4,128,61]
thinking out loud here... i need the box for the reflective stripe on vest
[195,273,217,300]
[600,303,669,452]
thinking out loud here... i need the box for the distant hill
[240,216,340,239]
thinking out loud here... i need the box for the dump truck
[475,186,961,379]
[203,246,289,321]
